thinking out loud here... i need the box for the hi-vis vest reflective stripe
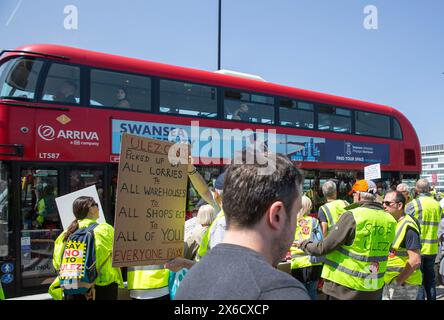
[411,197,441,255]
[127,265,169,290]
[290,216,322,269]
[320,200,348,233]
[321,207,396,292]
[195,210,224,261]
[384,215,422,286]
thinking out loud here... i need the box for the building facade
[421,144,444,192]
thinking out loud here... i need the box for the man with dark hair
[174,153,310,300]
[382,190,422,300]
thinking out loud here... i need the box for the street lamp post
[218,0,221,70]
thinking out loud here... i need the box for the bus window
[0,163,9,258]
[42,63,80,104]
[160,79,217,118]
[355,111,390,138]
[317,105,351,133]
[393,118,403,139]
[279,99,314,129]
[0,57,43,101]
[224,90,275,124]
[20,168,61,289]
[69,168,105,219]
[90,69,151,111]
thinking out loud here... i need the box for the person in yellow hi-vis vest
[382,190,422,300]
[49,196,123,300]
[318,180,349,237]
[297,179,397,300]
[405,178,442,300]
[0,281,5,300]
[290,196,324,300]
[127,266,170,300]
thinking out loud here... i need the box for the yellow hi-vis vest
[384,215,422,286]
[321,206,396,291]
[195,210,224,261]
[290,216,323,269]
[410,197,441,255]
[127,265,169,290]
[319,200,348,234]
[0,282,5,300]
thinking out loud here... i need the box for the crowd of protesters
[39,150,444,301]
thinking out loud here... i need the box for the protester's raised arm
[187,158,219,210]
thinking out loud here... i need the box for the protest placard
[112,133,188,267]
[55,185,105,229]
[364,163,381,181]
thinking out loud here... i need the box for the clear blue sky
[0,0,442,146]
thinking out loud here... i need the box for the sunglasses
[91,202,98,208]
[383,201,398,206]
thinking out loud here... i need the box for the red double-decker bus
[0,44,420,298]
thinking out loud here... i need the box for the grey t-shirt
[174,243,310,300]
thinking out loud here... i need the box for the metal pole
[218,0,221,70]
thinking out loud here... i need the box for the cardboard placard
[364,163,381,181]
[112,133,188,267]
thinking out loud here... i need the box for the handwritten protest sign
[112,133,188,267]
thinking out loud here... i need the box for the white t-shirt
[209,215,226,250]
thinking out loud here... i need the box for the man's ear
[267,201,285,231]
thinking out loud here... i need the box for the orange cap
[349,179,369,195]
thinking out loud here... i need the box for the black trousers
[65,283,119,300]
[291,265,323,283]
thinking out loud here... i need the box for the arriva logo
[38,125,56,141]
[37,125,99,142]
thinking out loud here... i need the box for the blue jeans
[304,281,319,300]
[417,255,437,300]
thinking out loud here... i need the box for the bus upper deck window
[0,58,43,101]
[160,79,217,118]
[318,105,351,133]
[42,63,80,104]
[90,69,151,111]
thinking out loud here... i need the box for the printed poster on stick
[112,133,188,267]
[364,163,381,181]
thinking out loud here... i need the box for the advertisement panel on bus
[111,119,390,165]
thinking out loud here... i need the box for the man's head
[416,178,430,194]
[376,182,384,195]
[396,183,411,202]
[383,190,406,220]
[239,103,249,113]
[60,80,77,97]
[322,180,337,200]
[350,179,377,203]
[222,153,304,265]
